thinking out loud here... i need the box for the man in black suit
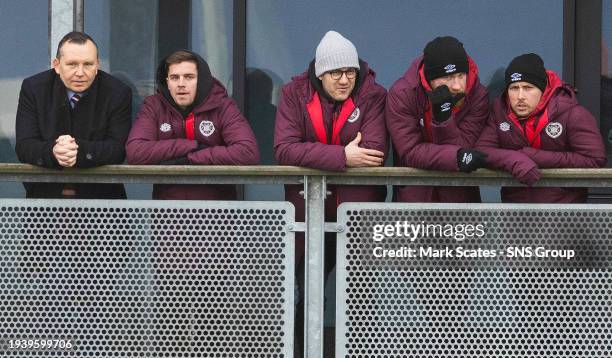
[15,31,132,198]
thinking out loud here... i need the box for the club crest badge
[499,122,510,132]
[441,102,452,112]
[160,123,171,132]
[510,72,522,82]
[200,120,215,137]
[444,64,456,73]
[545,122,563,138]
[347,107,360,123]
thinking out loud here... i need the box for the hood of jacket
[156,50,215,117]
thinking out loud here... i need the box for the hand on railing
[457,149,487,173]
[344,132,385,168]
[53,135,78,167]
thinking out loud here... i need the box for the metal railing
[2,163,612,358]
[3,164,612,186]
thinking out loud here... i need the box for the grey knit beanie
[315,31,359,77]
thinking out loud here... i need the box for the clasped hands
[53,135,78,167]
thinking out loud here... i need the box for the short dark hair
[56,31,98,59]
[165,50,199,68]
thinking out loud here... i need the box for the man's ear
[318,75,324,81]
[52,58,60,74]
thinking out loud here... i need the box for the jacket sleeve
[475,114,539,177]
[73,86,133,168]
[519,106,607,168]
[187,98,260,165]
[358,87,389,157]
[15,79,60,168]
[430,84,489,147]
[125,96,198,164]
[273,85,346,171]
[385,85,459,170]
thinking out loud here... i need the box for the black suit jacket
[15,69,132,198]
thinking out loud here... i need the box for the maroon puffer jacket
[386,55,489,202]
[274,60,388,261]
[126,79,259,200]
[476,71,606,203]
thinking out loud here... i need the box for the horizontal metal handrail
[1,163,612,187]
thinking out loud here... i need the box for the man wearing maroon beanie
[476,53,606,202]
[386,36,490,203]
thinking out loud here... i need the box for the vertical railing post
[73,0,84,31]
[49,0,75,63]
[303,175,326,358]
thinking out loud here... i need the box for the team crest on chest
[347,107,360,123]
[499,122,510,132]
[200,120,215,137]
[545,122,563,138]
[160,123,171,132]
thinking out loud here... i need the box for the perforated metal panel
[336,203,612,358]
[0,199,294,357]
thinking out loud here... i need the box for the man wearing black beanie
[386,36,490,202]
[476,53,606,202]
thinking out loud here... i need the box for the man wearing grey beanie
[274,30,388,356]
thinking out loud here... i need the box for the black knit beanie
[504,53,547,92]
[423,36,469,82]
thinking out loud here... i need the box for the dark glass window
[0,1,48,197]
[602,1,612,165]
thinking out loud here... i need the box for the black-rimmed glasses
[328,68,357,80]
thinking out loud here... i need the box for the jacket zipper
[507,118,529,147]
[331,102,342,144]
